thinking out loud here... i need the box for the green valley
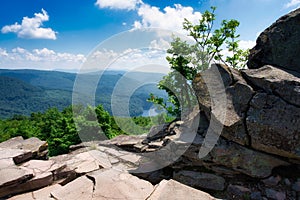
[0,69,167,118]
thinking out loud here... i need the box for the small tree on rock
[149,6,249,118]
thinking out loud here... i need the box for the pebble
[250,191,262,200]
[262,175,281,186]
[284,178,291,186]
[265,189,286,200]
[292,181,300,192]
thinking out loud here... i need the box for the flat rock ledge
[0,136,218,200]
[1,132,300,200]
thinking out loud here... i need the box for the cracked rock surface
[1,137,218,200]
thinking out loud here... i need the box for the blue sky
[0,0,299,71]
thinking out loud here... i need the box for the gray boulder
[247,93,300,160]
[247,8,300,73]
[242,65,300,107]
[193,63,254,146]
[184,137,289,178]
[227,185,251,199]
[173,170,225,191]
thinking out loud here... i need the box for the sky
[0,0,299,72]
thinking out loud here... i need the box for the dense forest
[0,69,167,118]
[0,105,168,156]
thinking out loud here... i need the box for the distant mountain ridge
[0,69,167,118]
[0,69,76,91]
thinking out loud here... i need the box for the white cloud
[239,40,256,50]
[95,0,141,10]
[1,9,57,40]
[114,48,169,71]
[133,21,142,29]
[33,48,55,56]
[90,49,118,61]
[82,47,169,72]
[284,0,300,8]
[12,47,27,54]
[0,47,85,71]
[149,38,171,50]
[0,48,8,57]
[133,4,202,34]
[2,23,21,33]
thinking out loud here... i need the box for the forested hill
[0,76,72,118]
[0,69,77,91]
[0,69,167,118]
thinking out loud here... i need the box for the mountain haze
[0,69,167,118]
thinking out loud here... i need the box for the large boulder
[190,62,299,177]
[242,65,300,107]
[193,62,300,162]
[183,137,289,178]
[193,64,254,146]
[247,93,300,159]
[247,8,300,73]
[242,66,300,159]
[173,170,225,191]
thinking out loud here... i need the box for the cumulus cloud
[133,4,202,34]
[149,38,171,50]
[239,40,256,50]
[95,0,141,10]
[33,48,56,57]
[1,9,57,40]
[284,0,300,8]
[0,47,85,71]
[0,48,8,57]
[113,48,169,72]
[83,47,169,72]
[95,1,201,34]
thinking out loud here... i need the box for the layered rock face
[243,66,300,159]
[193,63,300,162]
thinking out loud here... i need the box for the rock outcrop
[192,7,300,163]
[247,8,300,73]
[0,137,218,200]
[193,63,300,159]
[193,64,254,146]
[181,8,300,195]
[0,136,48,164]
